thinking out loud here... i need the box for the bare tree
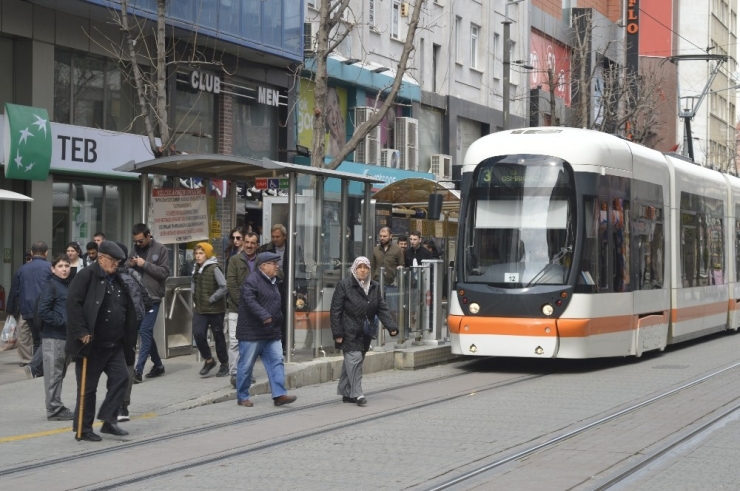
[92,0,227,157]
[307,0,426,170]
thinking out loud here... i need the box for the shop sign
[254,178,289,190]
[258,86,281,106]
[150,187,209,244]
[190,70,221,94]
[3,104,52,181]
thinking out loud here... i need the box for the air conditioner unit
[394,117,419,171]
[303,22,315,58]
[430,154,452,180]
[356,125,381,165]
[353,106,377,126]
[380,149,401,168]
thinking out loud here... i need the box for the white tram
[448,127,740,358]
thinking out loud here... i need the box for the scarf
[351,256,371,295]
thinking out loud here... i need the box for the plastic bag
[0,315,18,351]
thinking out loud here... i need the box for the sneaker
[48,408,74,421]
[215,363,229,377]
[199,359,217,376]
[342,396,358,403]
[23,365,35,379]
[230,375,236,388]
[117,405,130,422]
[133,371,143,384]
[357,397,367,407]
[145,365,165,379]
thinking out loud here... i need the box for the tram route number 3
[505,272,519,283]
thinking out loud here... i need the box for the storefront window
[53,50,138,132]
[233,95,278,160]
[174,74,215,154]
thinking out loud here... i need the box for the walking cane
[75,355,88,441]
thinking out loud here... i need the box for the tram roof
[114,154,383,184]
[371,178,460,205]
[0,189,32,201]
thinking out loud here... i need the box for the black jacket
[38,275,69,340]
[405,245,432,268]
[330,276,397,353]
[65,262,139,365]
[237,271,284,341]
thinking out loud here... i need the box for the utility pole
[502,0,525,130]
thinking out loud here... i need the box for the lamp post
[502,0,525,130]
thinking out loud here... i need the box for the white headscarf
[351,256,371,295]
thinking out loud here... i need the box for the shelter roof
[0,189,33,201]
[114,154,382,184]
[371,178,460,205]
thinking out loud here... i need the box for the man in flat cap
[66,240,139,441]
[235,252,296,408]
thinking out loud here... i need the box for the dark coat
[405,245,432,268]
[330,276,397,353]
[38,275,69,340]
[132,239,170,300]
[226,252,257,313]
[236,271,283,341]
[65,262,139,365]
[12,256,52,319]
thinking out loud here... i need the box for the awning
[114,154,382,184]
[371,178,460,207]
[0,189,33,201]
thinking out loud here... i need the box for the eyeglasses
[231,236,243,241]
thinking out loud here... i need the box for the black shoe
[215,363,229,377]
[357,397,367,407]
[145,365,165,379]
[101,421,129,436]
[133,371,143,384]
[273,395,297,406]
[230,375,236,388]
[342,396,358,403]
[48,408,74,421]
[75,431,102,442]
[117,405,130,422]
[199,359,217,376]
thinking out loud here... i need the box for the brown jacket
[371,242,405,286]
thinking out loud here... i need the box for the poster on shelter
[150,188,209,244]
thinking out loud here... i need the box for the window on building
[392,1,400,39]
[432,43,441,92]
[493,33,500,79]
[369,0,375,28]
[174,71,216,154]
[308,0,316,8]
[232,90,279,160]
[509,40,518,84]
[470,24,479,69]
[53,49,139,132]
[419,38,425,86]
[455,16,462,63]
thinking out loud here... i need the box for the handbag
[363,315,379,338]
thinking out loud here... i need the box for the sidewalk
[0,342,458,441]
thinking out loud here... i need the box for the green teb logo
[4,103,52,181]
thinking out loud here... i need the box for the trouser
[73,345,128,435]
[337,350,366,399]
[123,364,134,407]
[42,338,70,417]
[28,338,44,376]
[16,317,33,363]
[227,312,239,376]
[192,312,227,364]
[236,339,287,402]
[135,303,163,374]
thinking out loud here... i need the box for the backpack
[32,280,57,332]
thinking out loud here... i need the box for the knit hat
[196,242,214,258]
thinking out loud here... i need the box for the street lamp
[502,0,525,130]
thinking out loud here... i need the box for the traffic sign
[254,178,289,190]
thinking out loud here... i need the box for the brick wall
[218,74,233,155]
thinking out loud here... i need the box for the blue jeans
[236,338,286,402]
[135,302,163,374]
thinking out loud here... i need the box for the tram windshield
[463,155,576,287]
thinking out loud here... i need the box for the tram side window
[632,202,664,290]
[736,205,740,281]
[680,193,725,287]
[612,198,630,292]
[578,197,601,292]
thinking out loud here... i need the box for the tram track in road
[0,364,547,479]
[422,360,740,491]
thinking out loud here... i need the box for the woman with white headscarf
[330,256,398,406]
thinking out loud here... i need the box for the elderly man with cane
[67,241,139,442]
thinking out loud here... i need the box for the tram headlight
[469,303,480,314]
[541,304,554,316]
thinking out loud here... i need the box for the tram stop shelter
[115,154,382,363]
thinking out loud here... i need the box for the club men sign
[190,70,221,94]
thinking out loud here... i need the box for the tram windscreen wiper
[525,246,571,287]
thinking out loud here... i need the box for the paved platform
[0,340,459,441]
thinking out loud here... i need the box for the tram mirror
[428,193,444,221]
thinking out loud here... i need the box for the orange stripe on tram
[671,301,728,323]
[447,316,557,337]
[557,315,634,337]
